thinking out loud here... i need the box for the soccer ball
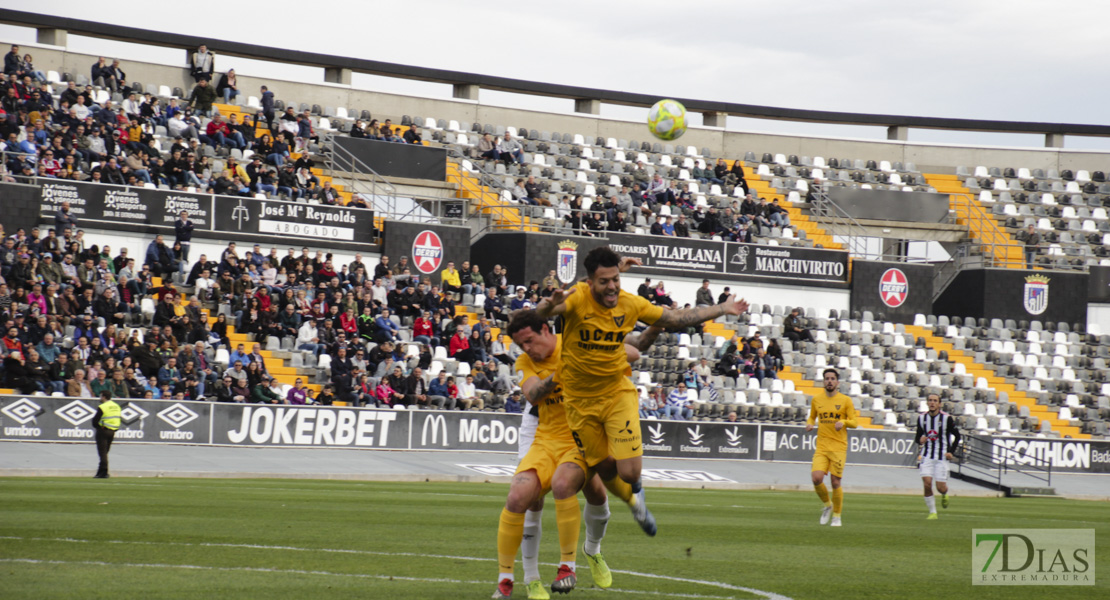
[647,99,687,141]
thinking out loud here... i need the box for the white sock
[498,572,513,583]
[582,500,610,556]
[924,495,936,513]
[521,509,543,583]
[560,561,576,571]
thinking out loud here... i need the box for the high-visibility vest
[98,400,121,431]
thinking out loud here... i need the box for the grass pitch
[0,478,1106,599]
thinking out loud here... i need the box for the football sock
[831,487,844,516]
[583,500,610,556]
[603,476,633,504]
[814,482,831,506]
[521,509,543,583]
[555,496,581,565]
[924,495,936,513]
[497,508,525,577]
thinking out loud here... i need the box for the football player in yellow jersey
[537,247,749,538]
[493,310,662,599]
[805,368,857,527]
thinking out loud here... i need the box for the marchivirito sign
[972,529,1095,586]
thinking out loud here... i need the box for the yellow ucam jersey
[806,392,857,453]
[515,338,572,442]
[558,281,663,403]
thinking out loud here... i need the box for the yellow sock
[832,487,844,516]
[555,496,581,565]
[603,476,632,504]
[814,482,831,506]
[497,508,525,575]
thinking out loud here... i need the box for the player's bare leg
[595,456,656,536]
[580,474,613,589]
[829,473,843,526]
[811,470,833,525]
[495,470,542,599]
[549,463,586,594]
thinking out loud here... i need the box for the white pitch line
[1,536,792,600]
[0,558,752,600]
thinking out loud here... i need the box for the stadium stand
[1,28,1109,446]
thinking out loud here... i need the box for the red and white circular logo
[412,230,444,274]
[879,268,908,308]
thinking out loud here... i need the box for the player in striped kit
[915,393,961,520]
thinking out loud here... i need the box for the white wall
[45,224,373,276]
[1088,304,1110,335]
[620,273,849,317]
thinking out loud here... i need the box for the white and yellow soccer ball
[647,99,687,141]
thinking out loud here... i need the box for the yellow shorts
[812,450,846,478]
[515,435,588,494]
[564,389,642,467]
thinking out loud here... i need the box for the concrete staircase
[904,325,1085,439]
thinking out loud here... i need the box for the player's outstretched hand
[538,286,576,317]
[548,286,576,306]
[721,295,750,316]
[618,257,643,273]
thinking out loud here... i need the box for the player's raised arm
[520,372,557,406]
[535,287,575,318]
[650,295,749,330]
[625,324,664,354]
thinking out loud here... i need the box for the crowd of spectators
[0,213,534,411]
[0,44,421,205]
[483,148,796,243]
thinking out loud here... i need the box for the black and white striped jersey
[915,411,961,460]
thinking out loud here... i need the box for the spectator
[640,385,662,418]
[674,214,690,238]
[695,279,714,307]
[504,388,524,413]
[483,288,506,324]
[782,307,813,342]
[753,348,777,383]
[768,199,791,229]
[90,57,118,93]
[427,371,457,410]
[1020,224,1040,268]
[477,133,499,160]
[499,132,524,164]
[189,44,215,82]
[3,45,20,76]
[215,69,239,104]
[187,79,216,117]
[403,124,422,144]
[665,382,693,420]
